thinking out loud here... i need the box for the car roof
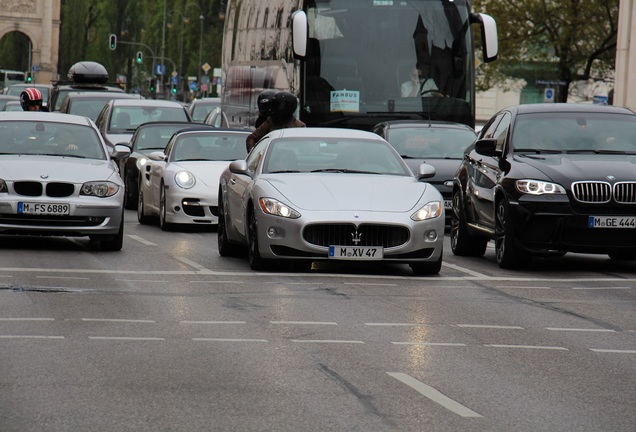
[108,99,186,108]
[63,91,142,100]
[136,121,194,129]
[509,103,636,115]
[0,111,95,125]
[268,127,386,140]
[376,120,476,131]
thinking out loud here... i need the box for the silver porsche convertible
[0,112,130,250]
[217,127,445,275]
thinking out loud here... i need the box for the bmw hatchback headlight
[81,181,119,197]
[516,180,565,195]
[175,171,196,189]
[259,197,301,219]
[411,201,443,221]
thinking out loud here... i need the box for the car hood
[515,154,636,184]
[0,156,118,182]
[172,162,229,187]
[265,174,428,212]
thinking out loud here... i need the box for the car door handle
[230,178,236,185]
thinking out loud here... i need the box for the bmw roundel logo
[606,175,616,181]
[40,175,49,179]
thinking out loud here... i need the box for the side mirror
[291,11,308,59]
[229,159,248,174]
[474,138,500,157]
[148,151,166,161]
[470,13,498,62]
[416,163,436,180]
[111,144,131,160]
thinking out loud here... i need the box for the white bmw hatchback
[0,112,130,250]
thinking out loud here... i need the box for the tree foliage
[59,0,226,95]
[473,0,619,101]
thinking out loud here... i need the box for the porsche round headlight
[411,201,443,221]
[136,157,148,169]
[175,171,196,189]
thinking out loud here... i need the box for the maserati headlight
[516,180,565,195]
[175,171,196,189]
[411,201,443,221]
[80,181,119,197]
[259,197,301,219]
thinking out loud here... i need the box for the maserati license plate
[329,246,384,260]
[588,216,636,228]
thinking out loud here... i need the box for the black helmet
[20,87,43,111]
[257,90,276,116]
[271,91,297,121]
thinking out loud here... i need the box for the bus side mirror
[470,13,498,63]
[292,10,308,59]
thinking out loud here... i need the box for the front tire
[124,169,138,210]
[247,207,268,271]
[410,254,442,275]
[450,190,488,257]
[495,198,530,269]
[100,212,124,251]
[137,187,152,224]
[159,185,173,231]
[217,191,242,257]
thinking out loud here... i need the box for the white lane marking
[264,282,323,285]
[0,318,54,321]
[175,257,211,272]
[0,275,12,278]
[496,285,551,289]
[190,280,246,284]
[456,324,524,329]
[365,323,429,327]
[547,328,616,332]
[572,287,631,290]
[387,372,482,418]
[392,342,467,346]
[193,338,268,342]
[484,344,568,350]
[126,235,157,246]
[344,282,398,286]
[442,262,490,278]
[291,339,365,344]
[270,321,337,325]
[180,321,246,324]
[82,318,156,323]
[36,276,90,280]
[115,279,171,283]
[590,349,636,353]
[0,335,64,339]
[88,336,165,341]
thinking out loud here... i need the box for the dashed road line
[387,372,483,418]
[88,336,164,341]
[180,321,246,324]
[291,339,365,344]
[589,349,636,353]
[484,344,568,351]
[126,235,157,246]
[457,324,524,329]
[0,335,64,339]
[36,275,90,280]
[365,323,429,327]
[175,257,211,272]
[547,328,616,332]
[270,321,337,325]
[81,318,156,323]
[392,342,467,347]
[572,286,631,290]
[193,338,268,342]
[0,317,54,321]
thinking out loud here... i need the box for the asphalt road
[0,210,634,431]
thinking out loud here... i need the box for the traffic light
[149,78,156,94]
[136,51,143,64]
[25,72,32,83]
[109,34,117,50]
[171,84,177,94]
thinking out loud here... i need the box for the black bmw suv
[451,103,636,268]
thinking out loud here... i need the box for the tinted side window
[492,112,511,152]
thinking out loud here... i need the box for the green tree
[474,0,619,102]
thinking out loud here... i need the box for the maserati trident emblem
[351,229,362,245]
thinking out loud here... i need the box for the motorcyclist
[246,91,305,152]
[254,89,277,129]
[20,88,48,111]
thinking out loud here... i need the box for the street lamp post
[168,9,187,98]
[186,2,204,95]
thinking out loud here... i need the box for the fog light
[267,227,277,238]
[425,230,438,241]
[174,206,181,212]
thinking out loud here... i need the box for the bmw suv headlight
[175,171,196,189]
[81,181,119,197]
[411,201,443,221]
[516,180,565,195]
[259,197,301,219]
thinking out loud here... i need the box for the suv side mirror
[474,138,500,157]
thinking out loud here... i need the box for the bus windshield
[303,0,474,128]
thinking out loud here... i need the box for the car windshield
[387,126,476,159]
[512,112,636,154]
[191,100,220,122]
[109,106,189,133]
[136,125,188,151]
[263,138,410,175]
[172,132,248,162]
[0,121,106,159]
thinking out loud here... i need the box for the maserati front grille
[303,223,409,248]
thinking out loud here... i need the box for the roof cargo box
[67,61,109,84]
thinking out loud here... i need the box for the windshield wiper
[514,148,563,154]
[269,170,301,173]
[565,149,636,155]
